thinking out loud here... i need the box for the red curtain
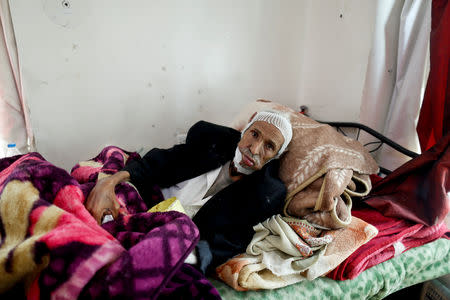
[417,0,450,151]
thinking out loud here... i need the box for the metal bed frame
[319,121,419,175]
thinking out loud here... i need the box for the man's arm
[122,121,241,195]
[85,121,240,224]
[85,170,130,224]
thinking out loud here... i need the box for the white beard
[232,147,255,175]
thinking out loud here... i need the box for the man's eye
[266,143,274,151]
[251,131,258,138]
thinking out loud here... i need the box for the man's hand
[85,171,130,225]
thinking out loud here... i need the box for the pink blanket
[327,206,449,280]
[0,147,220,299]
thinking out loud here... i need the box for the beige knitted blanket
[231,100,379,229]
[215,215,378,290]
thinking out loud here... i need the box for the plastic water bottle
[6,143,21,157]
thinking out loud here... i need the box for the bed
[211,238,450,300]
[209,119,450,300]
[0,102,448,299]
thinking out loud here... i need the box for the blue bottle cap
[7,143,16,148]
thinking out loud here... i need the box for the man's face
[236,121,285,172]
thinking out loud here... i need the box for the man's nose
[250,141,263,155]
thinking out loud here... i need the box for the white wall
[298,0,376,121]
[9,0,376,170]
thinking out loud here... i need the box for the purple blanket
[0,146,221,299]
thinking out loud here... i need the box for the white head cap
[242,111,293,158]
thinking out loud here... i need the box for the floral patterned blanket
[0,147,220,299]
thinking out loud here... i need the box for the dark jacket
[123,121,286,273]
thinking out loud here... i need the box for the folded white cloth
[246,215,332,276]
[216,214,378,290]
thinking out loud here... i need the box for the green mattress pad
[211,238,450,300]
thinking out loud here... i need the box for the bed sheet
[211,238,450,300]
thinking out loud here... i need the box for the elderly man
[86,111,293,273]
